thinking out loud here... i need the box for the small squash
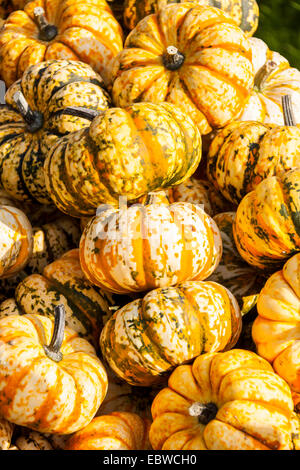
[0,0,123,87]
[0,59,110,204]
[0,204,33,279]
[207,95,300,205]
[44,102,202,217]
[239,38,300,125]
[65,412,151,450]
[80,192,222,294]
[15,430,53,450]
[111,3,254,135]
[0,249,116,345]
[208,212,265,306]
[123,0,259,37]
[0,305,108,434]
[100,281,241,386]
[233,168,300,270]
[149,349,299,450]
[0,417,14,450]
[252,253,300,410]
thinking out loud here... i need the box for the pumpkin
[0,1,29,20]
[233,168,300,270]
[208,212,265,307]
[100,280,241,386]
[15,430,53,450]
[0,59,111,205]
[44,102,202,217]
[252,253,300,410]
[149,349,299,450]
[0,249,117,345]
[207,95,300,205]
[165,177,235,216]
[0,0,123,87]
[111,3,254,135]
[0,204,33,279]
[80,191,222,294]
[65,412,151,450]
[0,417,14,450]
[123,0,259,37]
[0,304,108,434]
[239,38,300,125]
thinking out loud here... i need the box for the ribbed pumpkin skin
[207,120,300,205]
[0,1,28,19]
[0,0,123,87]
[124,0,259,36]
[208,212,264,305]
[252,253,300,408]
[0,313,108,434]
[66,412,151,450]
[239,38,300,125]
[44,102,202,217]
[0,60,110,204]
[1,249,115,345]
[111,4,254,135]
[0,205,33,279]
[80,192,222,294]
[233,168,300,270]
[100,281,241,386]
[149,349,297,450]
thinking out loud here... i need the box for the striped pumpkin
[0,60,110,205]
[252,253,300,410]
[44,102,202,217]
[123,0,259,36]
[80,192,222,294]
[239,38,300,125]
[65,412,151,450]
[233,168,300,270]
[0,204,33,279]
[0,249,116,345]
[100,281,241,386]
[149,349,299,450]
[0,0,123,87]
[111,3,254,135]
[207,96,300,205]
[208,212,265,307]
[0,306,108,434]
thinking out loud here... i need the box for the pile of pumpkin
[0,0,299,451]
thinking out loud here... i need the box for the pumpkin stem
[163,46,185,71]
[43,304,65,362]
[143,191,170,205]
[34,7,58,42]
[282,95,296,126]
[13,91,44,132]
[56,107,101,121]
[254,60,278,90]
[188,402,218,425]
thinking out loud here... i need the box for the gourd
[80,191,222,294]
[15,431,53,450]
[233,168,300,270]
[0,59,110,204]
[0,204,33,279]
[239,38,300,125]
[44,102,202,217]
[149,349,299,450]
[252,253,300,410]
[111,3,254,135]
[100,281,241,386]
[0,417,14,450]
[207,95,300,205]
[0,0,123,87]
[123,0,259,37]
[0,249,116,345]
[65,412,151,450]
[0,304,108,434]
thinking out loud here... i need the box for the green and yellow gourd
[123,0,259,37]
[0,59,110,204]
[0,249,117,345]
[44,102,202,217]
